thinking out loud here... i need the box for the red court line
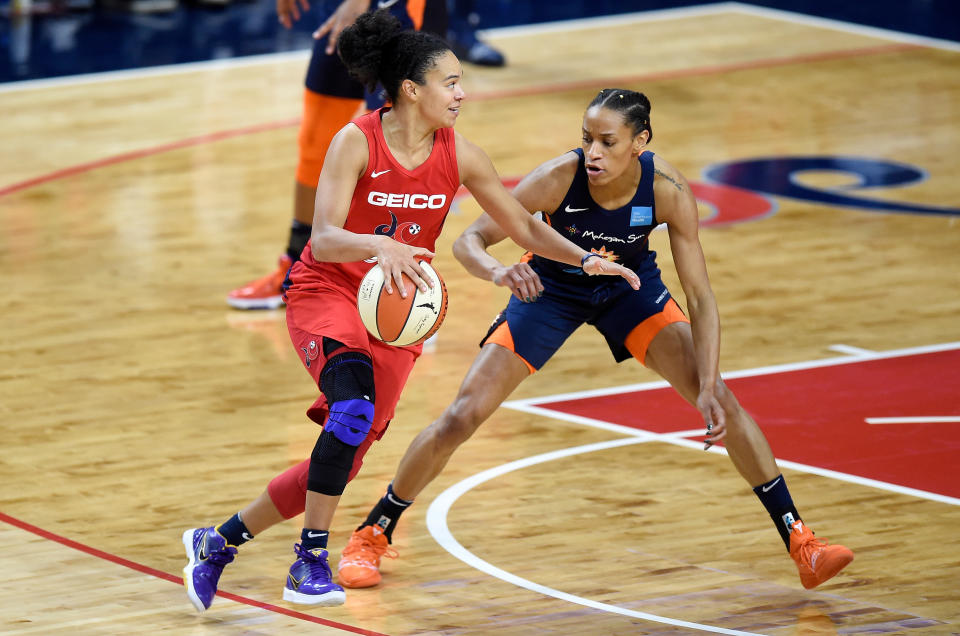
[0,510,387,635]
[0,42,918,200]
[468,42,920,102]
[0,117,300,198]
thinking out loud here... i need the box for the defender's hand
[582,255,641,290]
[492,263,544,303]
[698,388,727,449]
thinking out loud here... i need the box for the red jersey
[292,107,460,294]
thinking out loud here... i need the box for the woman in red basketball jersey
[181,10,639,611]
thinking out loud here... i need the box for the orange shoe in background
[226,254,293,310]
[789,520,854,589]
[337,525,397,588]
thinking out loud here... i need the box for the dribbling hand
[374,237,435,299]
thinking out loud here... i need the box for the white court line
[4,1,956,94]
[479,3,735,38]
[425,438,763,636]
[482,1,960,53]
[727,2,960,53]
[867,417,960,425]
[504,340,960,406]
[827,344,877,357]
[0,50,311,94]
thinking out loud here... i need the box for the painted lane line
[504,341,960,406]
[866,416,960,425]
[828,344,878,357]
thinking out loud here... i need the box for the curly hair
[337,9,452,103]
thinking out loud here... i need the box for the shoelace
[342,536,398,561]
[795,533,831,567]
[205,547,237,567]
[298,547,335,578]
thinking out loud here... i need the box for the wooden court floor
[1,5,959,635]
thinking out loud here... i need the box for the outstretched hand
[582,255,641,289]
[492,263,544,303]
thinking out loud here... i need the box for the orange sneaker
[337,525,397,588]
[789,520,853,589]
[226,254,293,310]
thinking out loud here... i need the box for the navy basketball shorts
[481,270,689,372]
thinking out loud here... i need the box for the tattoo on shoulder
[655,168,684,192]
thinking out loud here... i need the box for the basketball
[357,261,448,347]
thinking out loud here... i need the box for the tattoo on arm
[655,168,684,192]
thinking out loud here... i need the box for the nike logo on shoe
[564,204,589,213]
[762,477,782,492]
[198,534,210,560]
[371,169,391,178]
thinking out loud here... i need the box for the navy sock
[359,483,413,543]
[217,513,253,547]
[753,474,801,550]
[286,219,312,262]
[300,528,329,551]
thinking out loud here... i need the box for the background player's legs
[643,321,778,486]
[293,181,318,227]
[226,89,362,310]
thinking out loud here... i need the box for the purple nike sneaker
[182,527,237,611]
[282,543,346,606]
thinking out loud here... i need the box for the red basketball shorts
[270,281,420,518]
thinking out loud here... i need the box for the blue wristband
[581,252,600,267]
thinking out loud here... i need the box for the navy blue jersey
[480,149,690,367]
[531,148,659,283]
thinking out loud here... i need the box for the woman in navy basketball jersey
[350,88,854,590]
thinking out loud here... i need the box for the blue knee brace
[326,398,374,446]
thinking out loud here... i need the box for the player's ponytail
[589,88,654,142]
[338,9,451,103]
